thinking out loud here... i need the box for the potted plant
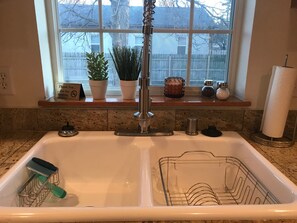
[110,46,142,99]
[86,52,109,100]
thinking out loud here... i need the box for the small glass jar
[201,80,215,98]
[216,82,230,100]
[164,77,185,98]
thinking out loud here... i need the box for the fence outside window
[53,0,235,94]
[62,52,227,91]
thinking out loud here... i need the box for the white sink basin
[0,131,296,222]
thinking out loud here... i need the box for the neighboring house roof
[58,4,216,29]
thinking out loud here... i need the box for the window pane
[154,0,190,29]
[193,0,233,30]
[90,34,100,52]
[190,34,230,86]
[53,0,236,94]
[61,31,141,90]
[151,33,188,85]
[61,32,101,91]
[58,0,99,28]
[102,1,143,30]
[104,33,141,88]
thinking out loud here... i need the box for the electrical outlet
[0,67,15,95]
[293,83,297,98]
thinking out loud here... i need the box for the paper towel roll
[261,66,297,138]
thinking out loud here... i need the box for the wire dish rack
[159,151,279,206]
[18,171,60,207]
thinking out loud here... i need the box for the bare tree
[57,0,232,85]
[59,0,231,50]
[110,0,130,47]
[58,0,99,51]
[58,0,130,50]
[158,0,232,51]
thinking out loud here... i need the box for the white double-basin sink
[0,131,297,222]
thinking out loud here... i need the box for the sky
[101,0,224,7]
[102,0,141,6]
[68,0,227,10]
[70,0,224,8]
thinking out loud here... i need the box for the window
[90,34,100,52]
[134,35,143,52]
[177,36,187,55]
[49,0,236,95]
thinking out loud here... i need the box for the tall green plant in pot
[110,46,142,99]
[86,52,109,100]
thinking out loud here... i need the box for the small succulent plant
[86,52,109,81]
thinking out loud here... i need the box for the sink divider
[139,148,154,207]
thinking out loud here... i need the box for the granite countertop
[0,131,297,223]
[0,131,46,176]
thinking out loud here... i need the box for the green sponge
[36,174,67,199]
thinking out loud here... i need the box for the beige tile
[150,109,175,131]
[0,108,39,131]
[38,108,108,131]
[176,110,244,131]
[108,109,139,131]
[242,110,263,135]
[108,109,175,131]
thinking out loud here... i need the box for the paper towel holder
[252,57,297,148]
[251,113,297,148]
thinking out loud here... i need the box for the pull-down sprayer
[115,0,173,136]
[133,0,155,134]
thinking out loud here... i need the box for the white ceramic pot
[89,80,108,100]
[120,80,138,100]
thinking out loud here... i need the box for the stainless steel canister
[185,117,198,135]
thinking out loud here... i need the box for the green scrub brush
[36,174,67,199]
[26,157,67,199]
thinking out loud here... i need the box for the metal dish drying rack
[18,170,60,207]
[159,151,279,206]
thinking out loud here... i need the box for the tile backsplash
[0,108,296,138]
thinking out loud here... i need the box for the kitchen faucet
[115,0,173,136]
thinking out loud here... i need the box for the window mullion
[59,28,100,32]
[191,29,233,34]
[186,0,195,87]
[52,0,238,96]
[153,29,232,34]
[47,0,64,87]
[59,28,142,33]
[228,0,243,93]
[98,0,104,53]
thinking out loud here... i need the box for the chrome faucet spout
[134,0,155,133]
[114,0,173,136]
[134,77,154,133]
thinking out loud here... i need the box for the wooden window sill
[38,96,251,108]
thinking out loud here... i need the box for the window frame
[46,0,243,97]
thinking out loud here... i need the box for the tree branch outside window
[55,0,234,92]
